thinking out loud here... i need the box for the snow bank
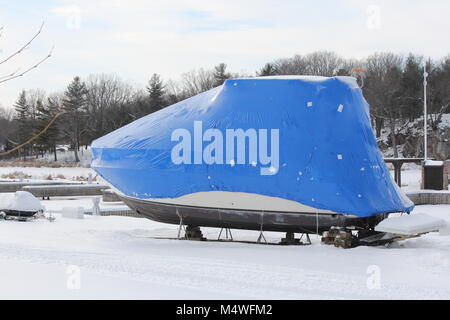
[0,191,43,212]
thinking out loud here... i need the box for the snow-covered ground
[0,205,449,300]
[396,165,422,191]
[0,164,448,300]
[43,196,130,214]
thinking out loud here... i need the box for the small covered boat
[91,76,414,234]
[0,191,44,220]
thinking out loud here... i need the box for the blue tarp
[91,76,414,218]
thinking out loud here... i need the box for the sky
[0,0,449,108]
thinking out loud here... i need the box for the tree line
[0,51,449,162]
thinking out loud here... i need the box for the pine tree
[13,91,31,159]
[62,76,87,162]
[400,54,422,121]
[35,97,60,161]
[213,63,231,86]
[14,91,29,122]
[258,63,277,76]
[146,74,166,113]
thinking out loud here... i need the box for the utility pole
[423,64,428,161]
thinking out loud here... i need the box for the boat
[91,76,414,234]
[118,192,387,234]
[0,191,44,220]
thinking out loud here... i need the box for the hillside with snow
[378,114,450,159]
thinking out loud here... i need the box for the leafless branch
[0,68,20,80]
[0,46,53,85]
[0,22,44,66]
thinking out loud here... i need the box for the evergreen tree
[14,91,29,122]
[146,74,166,113]
[258,63,277,76]
[35,97,60,161]
[213,63,231,86]
[400,54,422,120]
[13,91,31,159]
[62,76,87,162]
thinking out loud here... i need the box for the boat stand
[299,233,312,245]
[256,231,268,244]
[257,212,268,244]
[176,208,186,240]
[183,225,206,241]
[279,232,312,246]
[280,232,297,245]
[218,227,233,241]
[176,209,206,241]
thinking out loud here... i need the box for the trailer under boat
[118,192,388,235]
[0,210,41,222]
[119,193,447,248]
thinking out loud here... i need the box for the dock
[406,191,450,205]
[22,184,110,199]
[0,181,82,193]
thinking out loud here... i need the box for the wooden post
[421,161,425,190]
[391,161,403,187]
[444,160,450,191]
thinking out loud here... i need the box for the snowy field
[0,205,449,300]
[0,165,449,300]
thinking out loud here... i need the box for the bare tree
[304,51,344,76]
[165,79,186,104]
[273,55,308,75]
[272,51,357,77]
[85,74,134,141]
[428,56,450,128]
[364,52,404,157]
[26,88,47,120]
[180,68,216,97]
